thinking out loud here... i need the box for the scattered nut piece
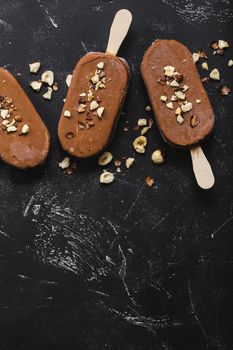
[1,109,9,119]
[133,135,147,154]
[160,95,167,102]
[192,53,200,63]
[175,90,186,100]
[41,70,54,86]
[59,157,70,169]
[97,107,105,118]
[170,95,177,102]
[173,72,183,83]
[218,40,229,49]
[66,74,72,87]
[87,91,94,101]
[126,157,135,169]
[77,104,86,113]
[90,100,99,111]
[228,60,233,67]
[151,149,164,164]
[43,87,53,100]
[52,82,59,91]
[197,49,208,59]
[166,102,174,110]
[114,159,121,167]
[190,115,200,128]
[175,107,182,115]
[210,68,220,81]
[201,62,208,71]
[164,66,175,77]
[97,62,104,69]
[210,41,219,50]
[196,99,202,104]
[170,80,179,87]
[64,110,71,118]
[98,151,113,166]
[145,176,155,187]
[176,114,184,124]
[137,118,147,126]
[29,80,43,91]
[141,126,149,135]
[91,74,99,84]
[7,125,17,133]
[181,102,193,113]
[182,85,189,92]
[219,85,231,96]
[21,124,30,134]
[100,171,114,184]
[29,62,41,74]
[145,105,151,111]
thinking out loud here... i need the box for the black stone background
[0,0,233,349]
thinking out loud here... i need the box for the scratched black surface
[0,0,233,349]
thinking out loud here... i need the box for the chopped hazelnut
[59,157,70,169]
[196,99,202,103]
[190,115,200,128]
[43,87,53,100]
[97,107,105,118]
[138,118,147,126]
[91,74,99,84]
[77,104,86,113]
[170,79,180,87]
[181,102,192,113]
[41,70,54,86]
[173,72,183,83]
[133,135,147,153]
[218,40,229,49]
[175,107,182,115]
[90,100,99,111]
[100,171,114,184]
[97,62,104,69]
[176,114,184,124]
[219,85,231,96]
[210,68,220,80]
[7,125,17,133]
[52,82,59,91]
[170,95,177,102]
[98,151,113,166]
[29,80,43,91]
[182,85,189,92]
[29,62,41,74]
[66,74,72,87]
[145,176,155,187]
[126,157,135,169]
[228,60,233,67]
[160,95,168,102]
[164,66,175,77]
[0,109,9,119]
[175,90,186,100]
[201,62,209,71]
[64,110,71,118]
[166,102,174,110]
[151,149,164,164]
[145,105,151,111]
[192,53,200,63]
[21,124,30,134]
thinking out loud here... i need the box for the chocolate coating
[141,40,215,148]
[0,68,50,169]
[58,52,129,158]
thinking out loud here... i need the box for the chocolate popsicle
[141,39,215,189]
[0,68,50,169]
[58,9,132,158]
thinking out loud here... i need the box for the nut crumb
[21,124,30,134]
[66,74,72,87]
[126,157,135,169]
[98,151,113,166]
[29,80,42,91]
[201,62,208,71]
[166,102,174,110]
[90,100,99,111]
[137,118,147,126]
[210,68,220,81]
[228,60,233,67]
[181,102,192,113]
[43,87,53,100]
[41,70,54,86]
[100,171,114,184]
[97,107,104,118]
[29,62,41,74]
[145,176,155,187]
[59,157,70,169]
[160,95,168,102]
[145,105,151,111]
[133,135,147,154]
[192,53,200,63]
[176,114,184,124]
[219,85,231,96]
[151,149,164,164]
[64,110,71,118]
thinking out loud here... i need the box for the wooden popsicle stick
[190,146,215,189]
[106,9,132,56]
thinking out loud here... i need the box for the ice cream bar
[58,9,132,158]
[141,40,215,189]
[141,39,215,148]
[0,68,50,169]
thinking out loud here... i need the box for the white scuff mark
[162,0,233,24]
[124,183,145,221]
[0,229,14,240]
[0,19,13,31]
[210,215,233,239]
[48,16,58,28]
[23,195,35,217]
[187,279,209,345]
[118,244,131,298]
[81,41,88,53]
[107,220,119,235]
